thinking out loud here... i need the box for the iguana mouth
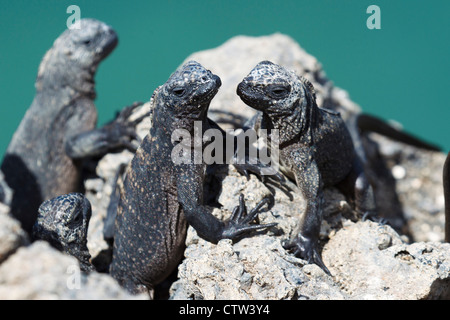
[33,224,64,251]
[236,81,264,110]
[195,74,221,105]
[101,32,118,58]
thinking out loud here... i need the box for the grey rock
[0,168,27,266]
[170,166,348,300]
[171,165,450,300]
[322,221,450,299]
[0,241,146,299]
[370,133,447,242]
[171,235,346,300]
[0,212,28,264]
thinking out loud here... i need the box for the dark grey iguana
[237,60,378,273]
[1,19,141,234]
[32,192,95,272]
[344,112,440,233]
[109,61,276,294]
[326,82,440,232]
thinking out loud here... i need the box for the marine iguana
[108,61,276,294]
[237,61,377,273]
[1,19,141,234]
[343,111,440,232]
[32,192,95,272]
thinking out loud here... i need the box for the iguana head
[159,61,222,121]
[32,193,93,271]
[36,19,118,95]
[237,61,316,119]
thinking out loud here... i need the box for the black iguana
[108,61,276,294]
[237,60,378,273]
[1,19,141,234]
[32,192,95,272]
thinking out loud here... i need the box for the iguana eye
[73,214,81,223]
[268,85,290,99]
[172,87,186,97]
[272,88,286,95]
[80,39,92,46]
[70,208,83,225]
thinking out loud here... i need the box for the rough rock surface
[0,211,28,264]
[0,241,145,299]
[322,221,450,299]
[370,133,447,242]
[0,33,447,300]
[169,166,450,300]
[170,166,348,300]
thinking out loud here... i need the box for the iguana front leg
[205,118,285,183]
[176,165,276,243]
[65,102,147,159]
[283,148,330,275]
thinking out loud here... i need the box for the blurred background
[0,0,448,158]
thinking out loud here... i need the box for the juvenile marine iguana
[343,111,441,232]
[1,19,140,234]
[237,61,377,273]
[32,193,95,272]
[109,61,276,294]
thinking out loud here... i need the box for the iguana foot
[233,154,286,187]
[362,211,387,225]
[283,234,331,275]
[101,101,149,153]
[114,101,149,125]
[221,194,277,239]
[65,102,151,159]
[234,162,285,183]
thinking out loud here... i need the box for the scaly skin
[109,61,276,294]
[237,61,377,274]
[1,19,140,233]
[32,193,94,272]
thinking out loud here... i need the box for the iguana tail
[444,152,450,243]
[357,113,441,152]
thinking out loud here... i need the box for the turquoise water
[1,0,449,158]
